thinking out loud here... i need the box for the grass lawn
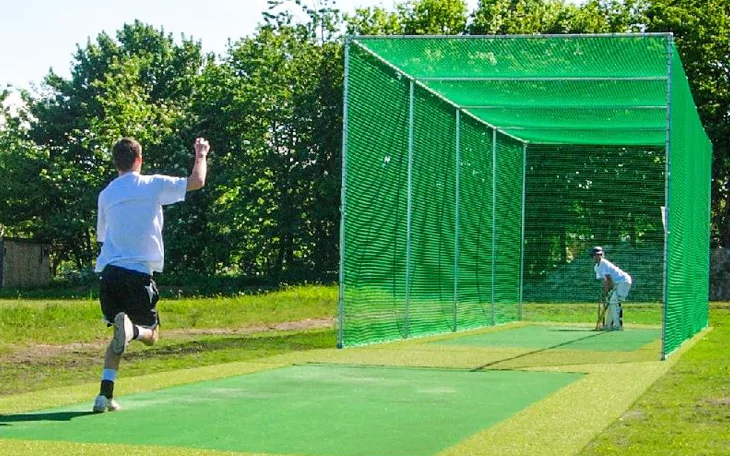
[578,302,730,456]
[0,285,337,395]
[0,286,728,455]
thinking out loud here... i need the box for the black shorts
[100,265,160,328]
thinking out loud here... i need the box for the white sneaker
[112,312,133,355]
[92,394,121,413]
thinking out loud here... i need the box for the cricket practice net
[339,35,712,359]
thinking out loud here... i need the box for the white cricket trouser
[605,282,631,330]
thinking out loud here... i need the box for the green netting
[500,128,667,145]
[360,36,668,78]
[340,44,521,346]
[340,35,711,359]
[357,35,670,146]
[664,46,712,356]
[454,114,494,330]
[428,80,667,108]
[494,135,523,321]
[341,45,410,344]
[407,85,458,336]
[522,144,666,303]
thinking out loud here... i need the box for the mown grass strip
[578,304,730,455]
[1,287,727,455]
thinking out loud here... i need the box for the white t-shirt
[594,258,632,284]
[95,172,187,275]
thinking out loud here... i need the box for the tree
[0,90,47,240]
[346,0,468,36]
[188,1,343,278]
[2,21,208,270]
[470,0,567,34]
[345,6,403,35]
[469,0,648,35]
[644,0,730,246]
[400,0,469,34]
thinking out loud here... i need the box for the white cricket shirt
[95,172,187,275]
[594,258,632,284]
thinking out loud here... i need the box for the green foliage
[185,4,343,277]
[1,0,728,283]
[400,0,469,34]
[345,7,403,35]
[469,0,649,35]
[1,21,208,271]
[0,96,47,238]
[643,0,730,247]
[346,0,469,35]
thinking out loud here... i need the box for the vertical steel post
[337,37,351,349]
[405,79,415,338]
[519,142,527,321]
[454,110,461,332]
[492,129,497,326]
[661,34,673,360]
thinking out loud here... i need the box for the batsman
[590,246,632,331]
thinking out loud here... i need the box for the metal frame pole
[454,110,461,332]
[405,80,415,339]
[353,32,672,40]
[519,142,527,321]
[661,34,673,360]
[492,129,497,326]
[337,37,351,349]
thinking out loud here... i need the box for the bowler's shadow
[0,411,95,424]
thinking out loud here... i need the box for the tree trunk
[721,195,730,248]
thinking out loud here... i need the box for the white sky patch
[1,90,24,125]
[0,0,581,89]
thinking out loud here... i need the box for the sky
[0,0,584,93]
[0,0,487,91]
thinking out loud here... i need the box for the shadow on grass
[0,411,95,423]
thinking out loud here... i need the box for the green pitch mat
[0,364,582,456]
[434,325,661,352]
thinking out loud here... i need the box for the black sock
[133,325,140,339]
[100,380,114,399]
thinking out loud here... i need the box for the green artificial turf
[434,325,661,352]
[0,364,582,456]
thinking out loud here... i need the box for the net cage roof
[350,34,707,146]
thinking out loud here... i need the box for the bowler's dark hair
[112,138,142,171]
